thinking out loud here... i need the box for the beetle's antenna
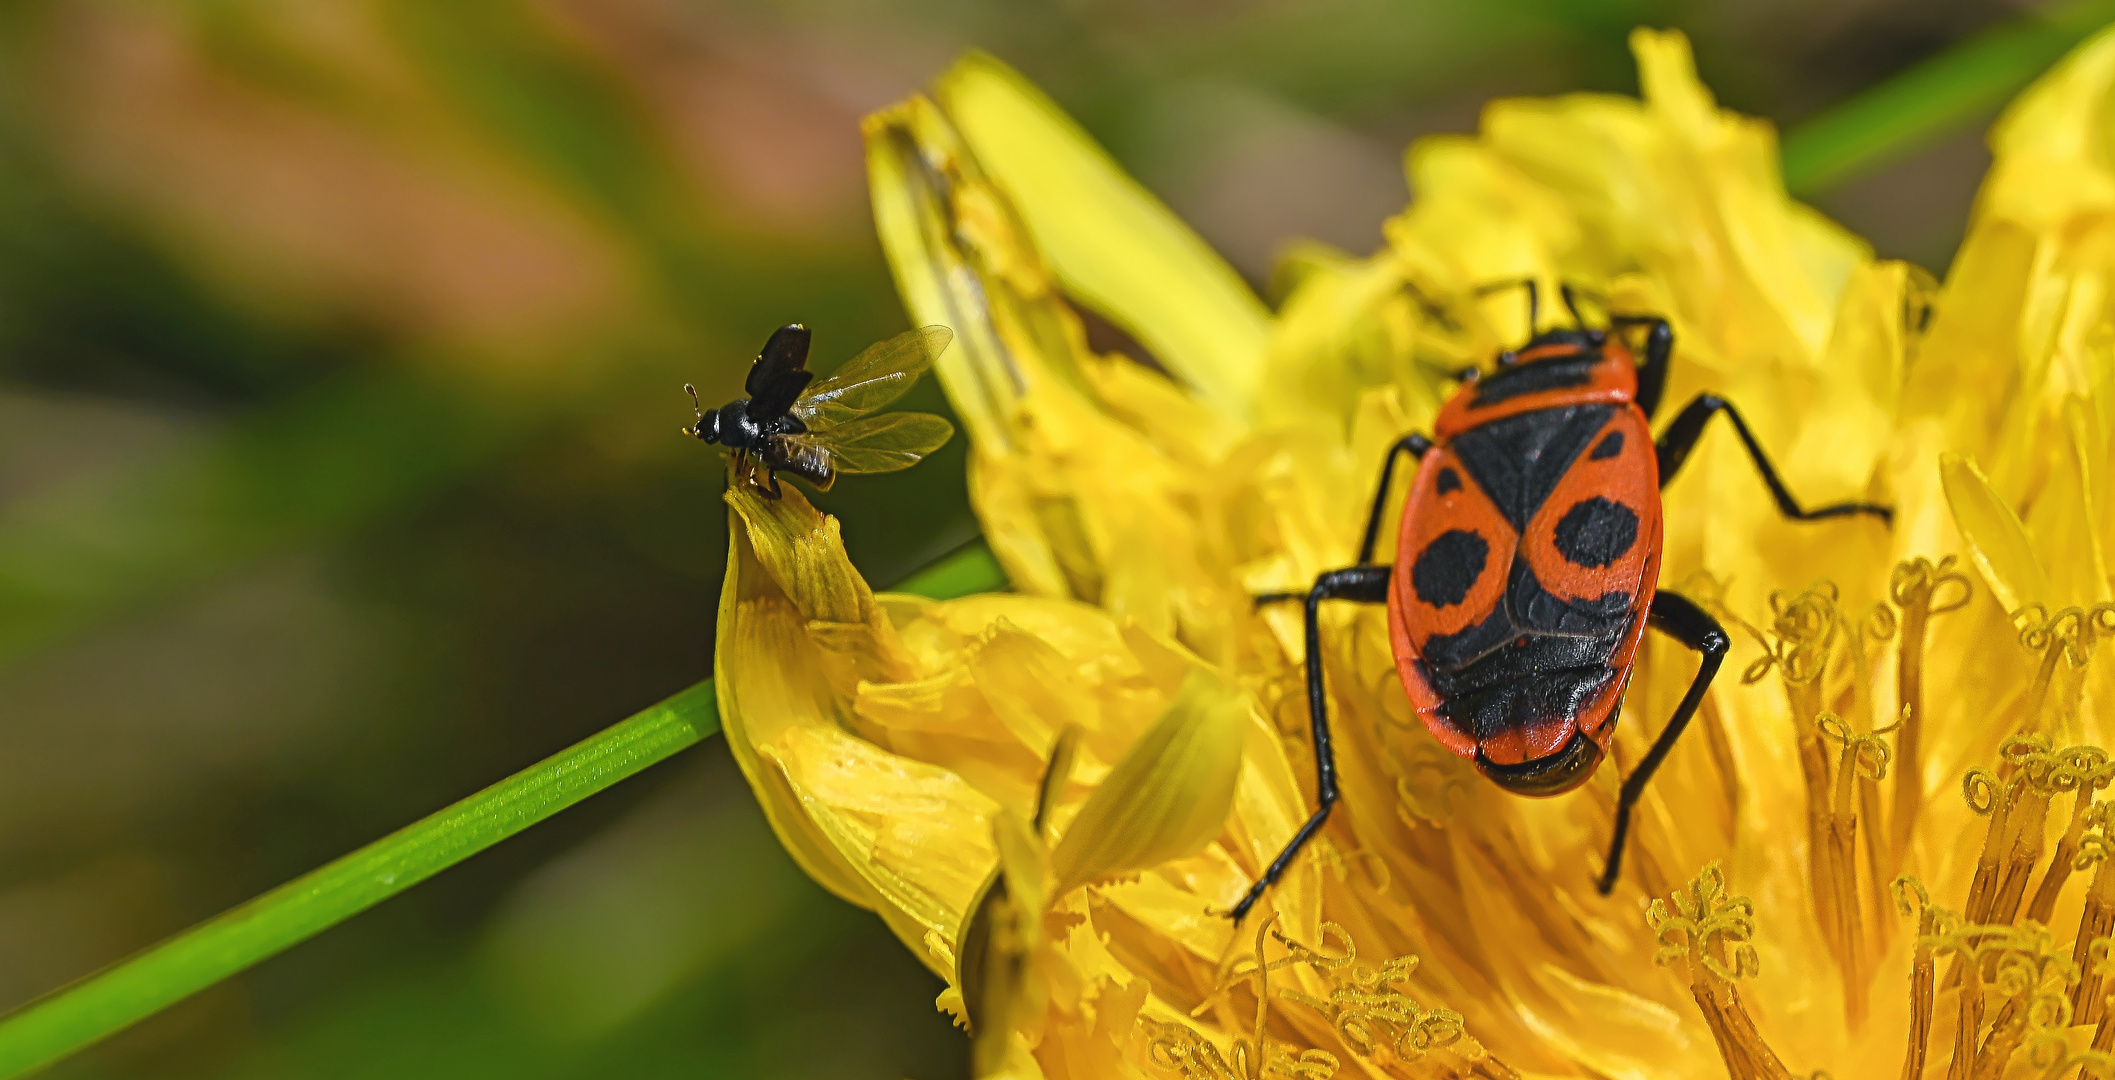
[1559,283,1586,328]
[1474,278,1539,338]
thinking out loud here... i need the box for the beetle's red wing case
[1517,405,1663,743]
[1385,446,1519,757]
[1518,408,1659,597]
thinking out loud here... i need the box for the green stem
[0,540,1005,1078]
[1781,0,2115,195]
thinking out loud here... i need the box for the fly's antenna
[681,384,712,441]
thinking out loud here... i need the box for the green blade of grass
[0,540,1006,1079]
[1781,0,2115,195]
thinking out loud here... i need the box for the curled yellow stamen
[2025,746,2112,924]
[2011,604,2115,743]
[1816,712,1893,1025]
[2070,807,2115,1025]
[1892,875,1959,1080]
[1650,862,1792,1080]
[1161,918,1497,1079]
[1888,556,1973,866]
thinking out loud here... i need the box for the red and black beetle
[1232,282,1891,920]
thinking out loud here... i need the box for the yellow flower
[716,26,2115,1080]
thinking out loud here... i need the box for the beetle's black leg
[1229,564,1391,922]
[1599,590,1728,895]
[1612,317,1674,419]
[1355,434,1435,566]
[1655,394,1892,525]
[1252,433,1428,611]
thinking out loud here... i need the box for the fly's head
[683,385,722,444]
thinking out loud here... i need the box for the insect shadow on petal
[685,324,957,498]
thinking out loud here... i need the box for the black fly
[685,323,957,498]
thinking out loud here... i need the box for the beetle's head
[1474,731,1603,796]
[1496,327,1605,368]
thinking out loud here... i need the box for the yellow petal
[867,92,1197,618]
[715,486,892,910]
[1938,451,2051,612]
[958,807,1050,1077]
[863,95,1020,454]
[2023,399,2115,607]
[762,725,997,973]
[1982,22,2115,233]
[1049,667,1247,893]
[717,481,993,976]
[968,619,1099,755]
[935,52,1269,420]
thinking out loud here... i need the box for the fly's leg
[1655,394,1893,525]
[1229,565,1391,922]
[1599,589,1728,895]
[1355,434,1434,565]
[732,452,784,500]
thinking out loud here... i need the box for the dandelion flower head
[714,28,2115,1080]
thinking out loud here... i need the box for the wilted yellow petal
[863,95,1022,454]
[864,89,1237,642]
[1939,451,2052,612]
[715,484,902,910]
[958,807,1051,1077]
[935,52,1269,419]
[1049,668,1247,893]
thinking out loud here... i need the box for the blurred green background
[0,0,2063,1076]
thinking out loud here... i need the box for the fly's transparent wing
[820,412,955,475]
[791,325,952,428]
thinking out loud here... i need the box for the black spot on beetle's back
[1437,467,1462,494]
[1552,496,1639,569]
[1412,529,1488,608]
[1590,431,1624,460]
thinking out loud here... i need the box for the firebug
[1232,282,1891,921]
